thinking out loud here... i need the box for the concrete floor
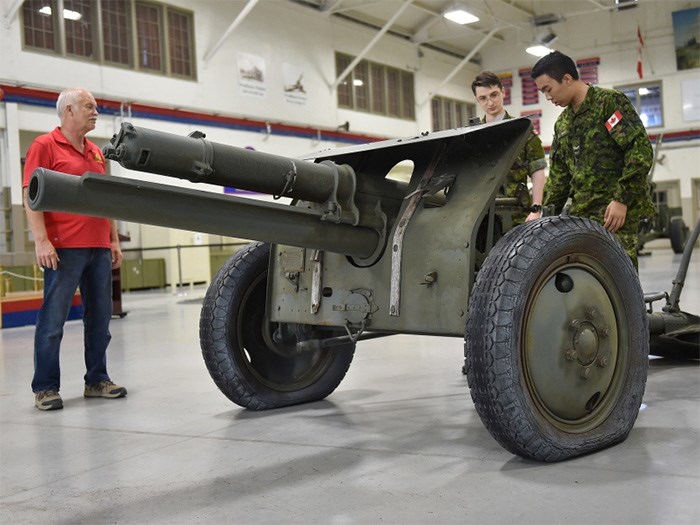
[1,243,699,524]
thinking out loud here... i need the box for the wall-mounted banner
[283,63,308,105]
[498,72,513,106]
[238,52,266,98]
[518,68,539,106]
[672,7,700,71]
[576,57,600,85]
[520,109,542,135]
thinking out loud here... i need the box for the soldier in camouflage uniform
[472,71,547,225]
[531,51,655,269]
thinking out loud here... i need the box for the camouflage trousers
[574,210,641,270]
[613,226,640,271]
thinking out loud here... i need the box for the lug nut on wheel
[565,348,578,361]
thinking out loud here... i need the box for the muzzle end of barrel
[27,168,45,210]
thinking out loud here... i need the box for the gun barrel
[27,168,380,258]
[105,123,349,202]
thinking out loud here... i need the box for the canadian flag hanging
[637,25,644,79]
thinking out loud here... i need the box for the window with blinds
[431,96,475,131]
[336,52,415,120]
[21,0,196,80]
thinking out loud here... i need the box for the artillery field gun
[28,119,699,462]
[637,134,690,254]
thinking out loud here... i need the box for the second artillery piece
[28,118,694,462]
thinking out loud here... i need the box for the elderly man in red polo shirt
[23,87,127,410]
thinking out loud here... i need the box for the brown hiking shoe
[84,380,127,399]
[35,390,63,411]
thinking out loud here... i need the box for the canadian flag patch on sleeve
[605,110,623,131]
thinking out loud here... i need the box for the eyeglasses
[476,91,503,104]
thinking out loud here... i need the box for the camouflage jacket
[544,85,655,221]
[483,112,546,201]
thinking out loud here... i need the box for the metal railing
[0,242,250,298]
[0,265,43,297]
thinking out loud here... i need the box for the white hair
[56,88,85,118]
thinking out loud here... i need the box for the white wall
[1,0,698,268]
[477,0,700,226]
[0,0,475,139]
[0,0,478,193]
[0,0,477,282]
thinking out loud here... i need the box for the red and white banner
[521,109,542,135]
[637,25,644,79]
[498,72,513,105]
[518,67,539,105]
[576,57,600,85]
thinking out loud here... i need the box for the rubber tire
[465,216,649,462]
[669,217,688,254]
[200,242,355,410]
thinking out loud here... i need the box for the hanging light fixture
[526,29,557,57]
[443,5,479,25]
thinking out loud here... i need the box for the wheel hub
[525,267,619,426]
[571,321,599,366]
[566,310,611,370]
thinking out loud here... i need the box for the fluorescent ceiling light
[39,6,83,21]
[443,9,479,25]
[526,45,554,57]
[353,79,364,87]
[615,0,639,10]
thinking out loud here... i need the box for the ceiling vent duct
[532,13,564,27]
[615,0,639,10]
[537,29,558,46]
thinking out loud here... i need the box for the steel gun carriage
[28,119,698,462]
[637,134,690,254]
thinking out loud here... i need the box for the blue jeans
[32,248,113,392]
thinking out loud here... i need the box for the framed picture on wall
[672,7,700,71]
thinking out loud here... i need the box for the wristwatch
[531,204,542,213]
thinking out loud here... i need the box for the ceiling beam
[409,3,507,45]
[585,0,610,9]
[318,0,345,13]
[3,0,23,29]
[326,0,389,15]
[410,12,440,44]
[203,0,260,65]
[419,25,503,107]
[331,0,415,90]
[409,1,517,45]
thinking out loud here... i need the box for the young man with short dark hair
[531,51,655,268]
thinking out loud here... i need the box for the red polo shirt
[23,127,112,248]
